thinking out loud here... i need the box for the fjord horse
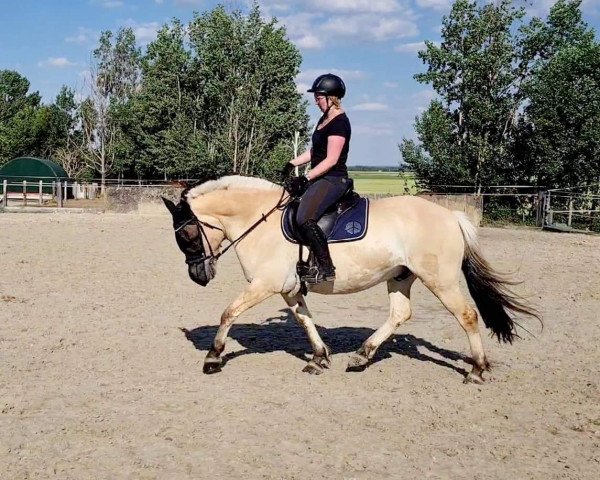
[163,176,538,383]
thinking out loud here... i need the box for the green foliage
[0,71,79,163]
[92,3,308,181]
[515,2,600,188]
[402,0,526,191]
[401,0,600,193]
[185,4,308,179]
[3,4,307,183]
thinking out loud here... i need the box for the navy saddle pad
[281,195,369,244]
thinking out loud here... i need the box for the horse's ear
[162,197,177,214]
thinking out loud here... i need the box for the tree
[518,43,600,187]
[82,28,141,190]
[0,70,42,162]
[188,3,308,177]
[401,0,527,192]
[513,0,599,188]
[120,20,201,179]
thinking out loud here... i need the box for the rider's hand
[280,162,294,181]
[288,175,309,197]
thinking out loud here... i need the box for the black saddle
[282,179,369,244]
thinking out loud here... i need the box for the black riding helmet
[307,73,346,99]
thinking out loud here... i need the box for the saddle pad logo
[345,221,362,235]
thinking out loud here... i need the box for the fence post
[63,181,68,202]
[536,192,544,227]
[567,197,573,227]
[2,179,7,206]
[39,180,43,205]
[545,191,553,225]
[23,180,27,206]
[57,180,63,208]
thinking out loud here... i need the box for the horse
[162,175,538,383]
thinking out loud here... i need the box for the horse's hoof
[302,361,324,375]
[463,372,484,384]
[203,358,222,374]
[346,353,369,372]
[313,355,331,369]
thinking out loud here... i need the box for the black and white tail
[454,212,540,343]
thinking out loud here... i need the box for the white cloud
[394,41,432,54]
[155,0,164,4]
[415,0,451,11]
[351,102,389,111]
[384,82,399,88]
[97,0,124,8]
[174,0,204,5]
[306,0,401,14]
[269,3,418,47]
[322,14,418,41]
[261,0,402,14]
[38,57,76,68]
[296,82,310,94]
[121,19,160,44]
[275,13,323,49]
[295,34,322,49]
[353,123,394,136]
[65,27,98,45]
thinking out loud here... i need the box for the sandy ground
[1,212,599,479]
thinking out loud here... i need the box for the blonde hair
[330,96,341,108]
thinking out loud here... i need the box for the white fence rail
[0,179,99,208]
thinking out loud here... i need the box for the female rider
[284,73,351,285]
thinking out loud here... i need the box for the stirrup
[301,265,336,285]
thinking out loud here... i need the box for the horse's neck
[202,188,282,238]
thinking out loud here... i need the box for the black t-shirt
[310,112,351,177]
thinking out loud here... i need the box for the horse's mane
[186,175,279,200]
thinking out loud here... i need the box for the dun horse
[163,176,538,383]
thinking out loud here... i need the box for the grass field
[348,170,418,195]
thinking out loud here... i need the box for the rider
[284,73,351,285]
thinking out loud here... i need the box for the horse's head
[162,196,225,287]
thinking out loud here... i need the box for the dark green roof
[0,157,69,180]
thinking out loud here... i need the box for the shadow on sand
[181,308,470,377]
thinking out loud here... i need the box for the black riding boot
[298,219,336,284]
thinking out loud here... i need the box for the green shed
[0,157,70,194]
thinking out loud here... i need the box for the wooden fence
[543,186,600,232]
[0,180,99,208]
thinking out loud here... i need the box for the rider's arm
[290,149,311,167]
[305,135,345,180]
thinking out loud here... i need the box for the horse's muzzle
[186,257,217,286]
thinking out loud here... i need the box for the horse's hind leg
[204,280,275,374]
[427,283,489,384]
[281,293,331,375]
[347,275,416,372]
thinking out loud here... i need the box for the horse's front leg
[204,280,275,374]
[282,293,331,375]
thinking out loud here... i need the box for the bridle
[178,189,290,267]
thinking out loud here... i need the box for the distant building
[0,157,69,194]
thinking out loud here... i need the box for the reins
[187,188,291,262]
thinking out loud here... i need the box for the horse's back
[366,194,466,265]
[369,194,463,233]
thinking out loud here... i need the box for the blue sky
[1,0,599,167]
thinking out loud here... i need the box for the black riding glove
[288,175,309,197]
[280,162,295,181]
